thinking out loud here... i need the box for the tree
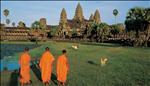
[31,21,40,44]
[18,21,26,28]
[94,9,101,24]
[110,24,120,38]
[3,9,10,26]
[30,21,47,43]
[97,23,110,42]
[87,23,110,42]
[6,19,10,25]
[125,7,149,38]
[3,9,9,17]
[31,21,40,29]
[71,28,77,38]
[113,9,119,25]
[12,22,15,27]
[47,26,57,38]
[87,23,98,42]
[124,7,149,47]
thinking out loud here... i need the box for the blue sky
[1,1,149,27]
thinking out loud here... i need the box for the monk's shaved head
[25,47,29,51]
[45,47,50,51]
[62,49,67,54]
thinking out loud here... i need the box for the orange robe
[57,54,69,83]
[39,51,55,83]
[19,52,31,84]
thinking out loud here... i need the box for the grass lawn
[1,41,150,86]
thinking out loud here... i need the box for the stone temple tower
[59,8,67,24]
[94,9,101,24]
[73,3,84,22]
[40,18,47,29]
[57,8,70,38]
[89,13,94,21]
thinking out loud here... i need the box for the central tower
[73,3,84,22]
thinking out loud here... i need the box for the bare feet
[44,81,49,86]
[62,82,65,86]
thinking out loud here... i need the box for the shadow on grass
[30,60,58,85]
[9,69,19,86]
[87,61,98,66]
[30,61,42,81]
[51,73,58,85]
[81,42,121,47]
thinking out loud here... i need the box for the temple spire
[60,8,67,24]
[74,3,84,21]
[89,14,94,21]
[94,9,101,24]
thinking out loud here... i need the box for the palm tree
[113,9,119,25]
[97,23,110,42]
[3,9,9,17]
[125,7,150,47]
[12,22,15,27]
[18,21,26,28]
[31,21,40,29]
[125,7,146,37]
[3,9,10,26]
[88,23,98,42]
[6,19,10,25]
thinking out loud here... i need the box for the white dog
[100,57,108,66]
[72,45,78,50]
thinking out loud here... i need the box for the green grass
[1,41,150,86]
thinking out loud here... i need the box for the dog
[72,45,78,50]
[100,57,108,66]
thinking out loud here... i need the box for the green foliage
[3,9,10,26]
[31,21,40,29]
[125,7,150,35]
[6,19,10,25]
[3,9,9,17]
[47,26,57,38]
[113,9,119,16]
[72,28,77,37]
[110,23,125,35]
[18,21,26,28]
[110,25,120,35]
[31,20,47,31]
[97,23,110,42]
[12,22,15,27]
[87,22,110,42]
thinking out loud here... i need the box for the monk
[57,49,69,86]
[19,47,31,86]
[39,47,55,85]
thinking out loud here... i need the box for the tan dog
[100,57,108,66]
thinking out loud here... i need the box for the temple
[56,3,101,38]
[0,3,101,40]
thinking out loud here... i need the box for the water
[0,43,40,71]
[1,59,19,71]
